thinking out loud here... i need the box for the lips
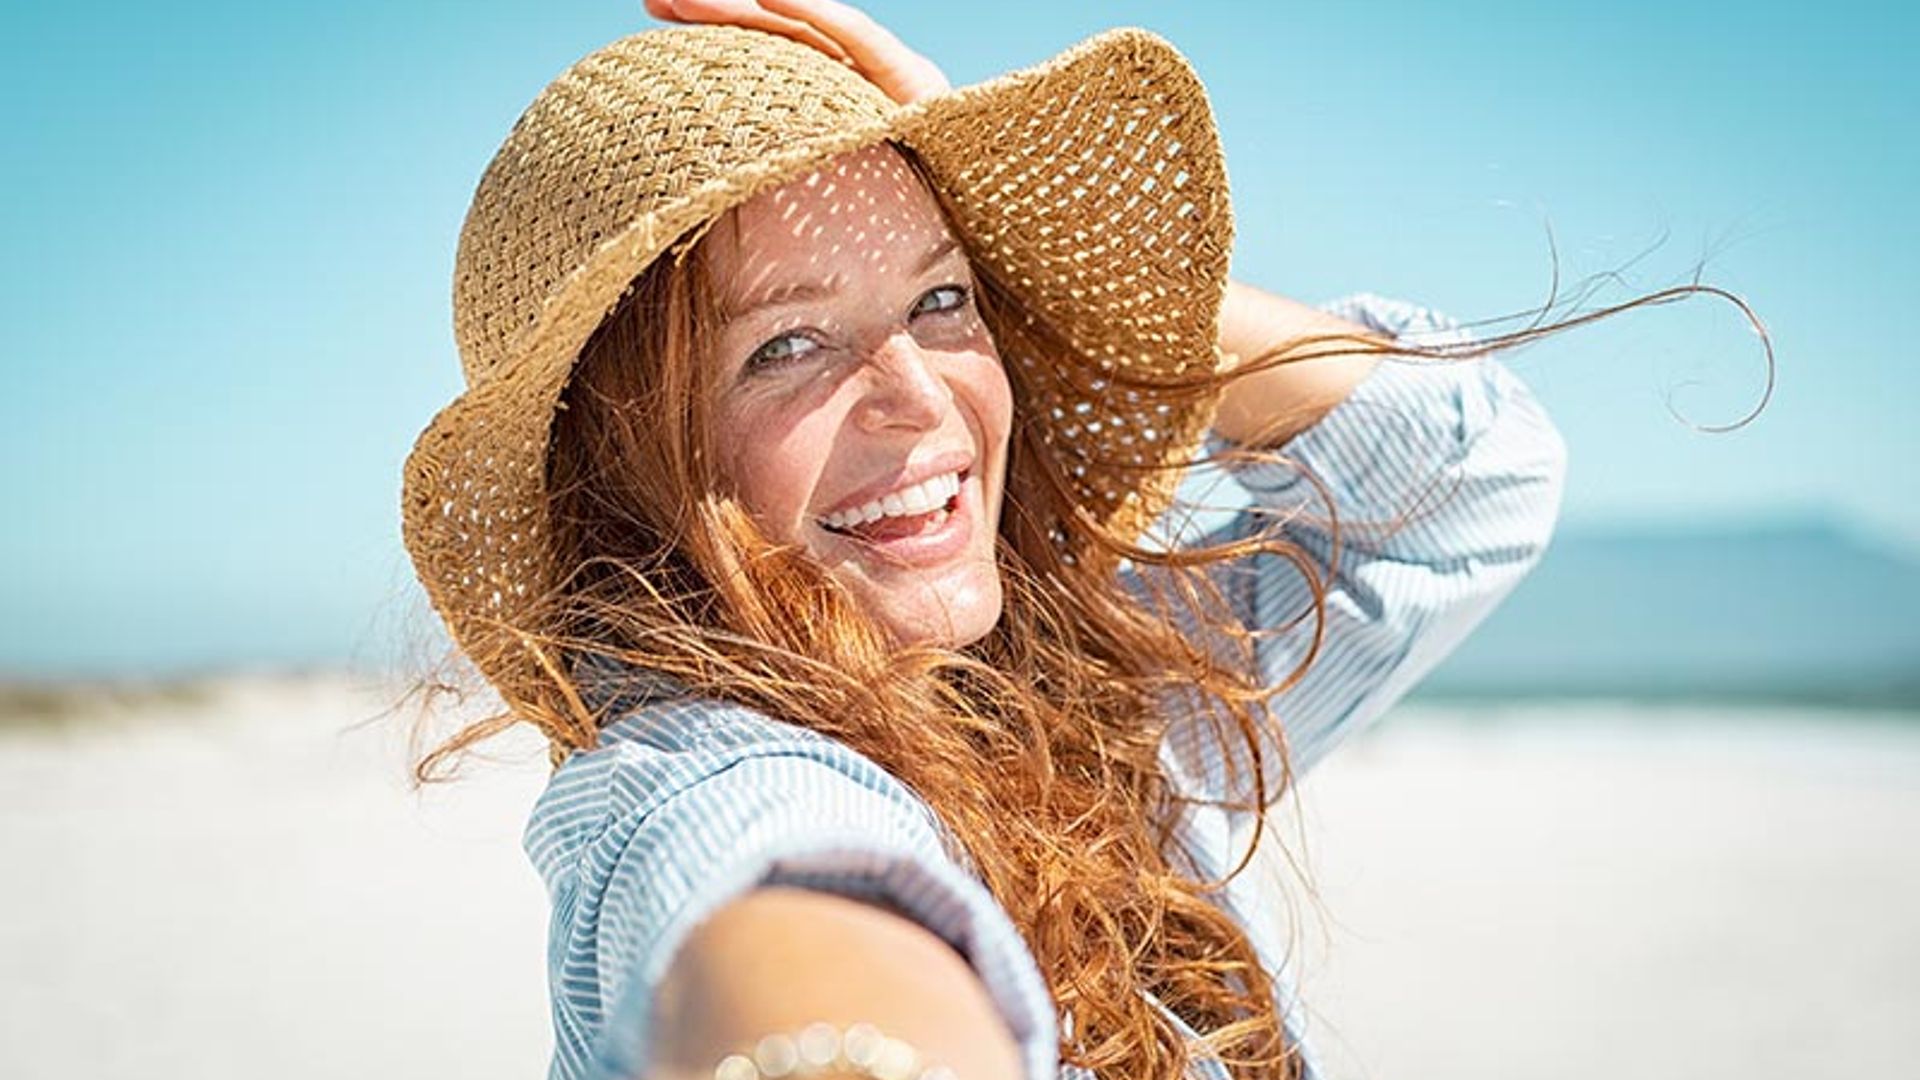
[815,448,974,525]
[818,469,964,533]
[815,469,977,568]
[833,502,955,543]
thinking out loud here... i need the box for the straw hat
[402,24,1234,689]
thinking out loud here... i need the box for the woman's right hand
[642,0,952,104]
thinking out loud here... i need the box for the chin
[870,573,1004,648]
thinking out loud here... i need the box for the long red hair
[414,143,1771,1079]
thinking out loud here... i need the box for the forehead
[709,144,955,293]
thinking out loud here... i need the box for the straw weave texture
[403,25,1234,693]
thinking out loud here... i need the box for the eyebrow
[722,235,964,320]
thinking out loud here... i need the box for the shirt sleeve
[1159,292,1568,778]
[551,706,1060,1080]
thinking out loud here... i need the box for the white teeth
[820,470,963,531]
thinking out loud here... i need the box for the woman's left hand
[643,0,951,104]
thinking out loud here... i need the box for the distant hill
[8,503,1915,708]
[1415,518,1920,707]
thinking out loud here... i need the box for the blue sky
[3,1,1914,674]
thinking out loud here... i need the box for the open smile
[818,468,965,534]
[815,468,976,566]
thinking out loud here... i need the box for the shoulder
[524,690,951,890]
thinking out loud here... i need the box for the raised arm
[1197,294,1569,775]
[1213,279,1392,447]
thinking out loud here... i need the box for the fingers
[757,0,950,101]
[645,0,949,104]
[646,0,855,65]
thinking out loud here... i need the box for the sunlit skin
[705,144,1013,648]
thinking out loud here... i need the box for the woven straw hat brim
[402,25,1233,682]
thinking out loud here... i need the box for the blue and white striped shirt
[522,294,1569,1080]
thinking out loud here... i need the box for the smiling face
[702,144,1013,648]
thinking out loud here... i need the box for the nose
[852,332,949,432]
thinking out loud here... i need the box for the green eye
[912,284,970,317]
[746,331,820,372]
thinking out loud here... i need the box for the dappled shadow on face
[693,142,1015,649]
[709,143,959,329]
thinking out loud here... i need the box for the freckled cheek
[716,402,841,540]
[966,357,1016,470]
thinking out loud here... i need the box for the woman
[402,3,1576,1079]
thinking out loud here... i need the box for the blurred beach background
[5,2,1916,1078]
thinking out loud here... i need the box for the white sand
[1282,706,1920,1080]
[3,679,1916,1079]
